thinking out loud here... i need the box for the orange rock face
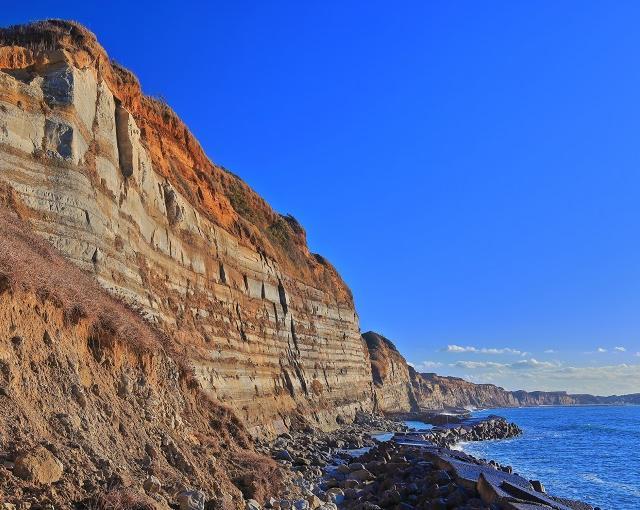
[0,20,374,436]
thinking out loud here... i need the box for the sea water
[459,406,640,509]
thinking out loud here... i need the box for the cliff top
[0,19,353,305]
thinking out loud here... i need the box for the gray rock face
[115,102,138,177]
[42,66,74,107]
[177,490,206,510]
[44,118,73,160]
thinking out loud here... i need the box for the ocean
[458,406,640,510]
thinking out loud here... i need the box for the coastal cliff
[0,20,374,437]
[362,335,639,411]
[0,22,634,440]
[362,331,418,413]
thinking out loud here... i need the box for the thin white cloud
[445,344,527,356]
[597,347,607,353]
[443,359,640,395]
[410,360,443,371]
[614,346,626,352]
[511,358,559,369]
[544,349,555,354]
[450,361,507,369]
[451,358,558,371]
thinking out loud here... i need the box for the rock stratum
[0,20,373,438]
[361,332,640,412]
[0,18,637,508]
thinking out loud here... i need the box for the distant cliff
[362,332,640,412]
[363,331,418,413]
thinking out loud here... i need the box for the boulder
[246,499,262,510]
[14,446,63,484]
[530,480,545,493]
[177,490,206,510]
[347,468,373,482]
[143,475,161,494]
[293,500,309,510]
[306,495,322,510]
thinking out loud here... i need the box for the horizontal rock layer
[0,207,280,507]
[362,331,418,413]
[0,20,373,436]
[1,21,637,442]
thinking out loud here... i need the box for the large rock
[14,446,63,484]
[177,490,206,510]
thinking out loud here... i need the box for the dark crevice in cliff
[163,184,183,226]
[114,99,134,178]
[277,279,288,315]
[281,367,295,398]
[290,319,300,353]
[219,262,227,285]
[290,358,308,397]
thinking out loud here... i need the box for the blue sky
[4,1,640,395]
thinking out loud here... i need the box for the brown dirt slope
[0,199,282,508]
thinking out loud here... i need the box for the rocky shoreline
[255,413,597,510]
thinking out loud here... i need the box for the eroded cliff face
[362,331,418,413]
[409,372,519,409]
[362,332,639,411]
[0,20,373,436]
[0,206,281,507]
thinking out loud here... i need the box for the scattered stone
[246,499,261,510]
[177,490,206,510]
[14,446,63,484]
[293,499,309,510]
[143,474,161,494]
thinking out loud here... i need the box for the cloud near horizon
[409,360,443,371]
[444,359,640,396]
[450,358,558,370]
[444,344,528,356]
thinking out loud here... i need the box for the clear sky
[4,1,640,395]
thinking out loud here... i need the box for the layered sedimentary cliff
[0,21,634,448]
[362,334,639,411]
[0,20,374,436]
[362,331,418,413]
[0,205,281,507]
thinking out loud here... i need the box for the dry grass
[0,19,91,52]
[0,205,159,354]
[92,488,156,510]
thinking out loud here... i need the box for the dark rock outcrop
[363,332,419,413]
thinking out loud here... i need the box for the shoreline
[258,412,597,510]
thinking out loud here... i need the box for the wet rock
[530,480,545,493]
